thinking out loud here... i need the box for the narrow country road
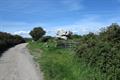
[0,43,43,80]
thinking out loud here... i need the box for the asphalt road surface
[0,43,43,80]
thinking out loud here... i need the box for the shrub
[0,31,25,56]
[56,40,67,48]
[13,35,25,45]
[0,40,8,54]
[75,23,120,79]
[100,23,120,43]
[39,36,52,42]
[70,34,82,39]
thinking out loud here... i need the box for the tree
[29,27,46,41]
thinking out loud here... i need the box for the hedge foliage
[0,31,25,55]
[39,36,52,42]
[75,23,120,79]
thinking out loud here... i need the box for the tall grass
[28,41,105,80]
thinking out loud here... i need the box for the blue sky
[0,0,120,37]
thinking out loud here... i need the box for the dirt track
[0,43,43,80]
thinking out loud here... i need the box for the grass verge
[27,41,104,80]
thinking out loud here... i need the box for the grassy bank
[28,41,105,80]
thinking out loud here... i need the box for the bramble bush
[75,23,120,80]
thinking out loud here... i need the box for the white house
[56,29,73,40]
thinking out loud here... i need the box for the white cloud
[13,31,31,38]
[45,15,120,36]
[2,15,120,37]
[11,17,119,37]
